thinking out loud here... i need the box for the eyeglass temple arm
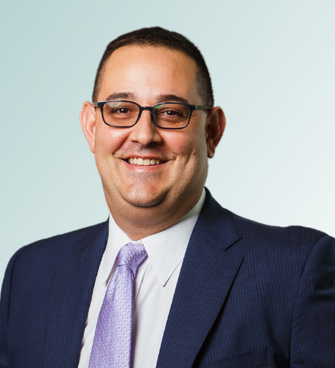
[194,105,212,111]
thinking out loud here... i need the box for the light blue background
[1,0,334,283]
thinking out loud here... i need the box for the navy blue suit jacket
[1,191,335,367]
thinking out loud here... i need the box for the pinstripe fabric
[0,221,109,368]
[1,190,335,367]
[156,192,335,367]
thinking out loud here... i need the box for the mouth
[127,157,164,166]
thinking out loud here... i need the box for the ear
[205,107,226,158]
[80,101,96,154]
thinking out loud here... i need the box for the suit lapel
[44,221,109,367]
[157,192,243,368]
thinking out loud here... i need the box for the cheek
[94,128,128,180]
[163,129,206,158]
[165,133,187,155]
[95,126,127,155]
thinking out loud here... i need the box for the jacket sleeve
[0,249,24,368]
[290,235,335,367]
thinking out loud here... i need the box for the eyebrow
[105,92,137,100]
[155,94,189,104]
[104,93,189,105]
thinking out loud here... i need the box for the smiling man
[1,27,335,368]
[80,44,223,240]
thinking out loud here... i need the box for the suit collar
[43,190,242,367]
[157,190,244,367]
[193,188,243,250]
[44,220,109,366]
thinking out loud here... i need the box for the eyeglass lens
[103,101,190,128]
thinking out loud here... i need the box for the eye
[161,109,182,116]
[105,102,137,117]
[115,107,130,114]
[101,100,139,126]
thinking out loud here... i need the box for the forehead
[97,45,200,103]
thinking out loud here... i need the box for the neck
[107,190,204,241]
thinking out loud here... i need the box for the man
[0,27,334,368]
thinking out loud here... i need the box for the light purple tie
[89,242,147,368]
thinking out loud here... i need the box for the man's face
[81,45,224,229]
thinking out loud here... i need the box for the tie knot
[117,242,147,276]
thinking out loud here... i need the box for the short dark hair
[92,27,214,107]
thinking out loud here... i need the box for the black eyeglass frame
[93,100,211,130]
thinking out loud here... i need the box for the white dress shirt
[78,190,205,368]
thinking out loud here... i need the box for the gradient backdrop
[1,0,334,283]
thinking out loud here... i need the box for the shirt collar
[101,189,206,286]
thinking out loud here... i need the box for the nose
[128,109,162,146]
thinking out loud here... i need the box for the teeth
[127,158,162,166]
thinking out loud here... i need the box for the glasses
[93,100,211,129]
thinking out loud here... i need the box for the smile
[127,158,163,166]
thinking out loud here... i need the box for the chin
[122,191,166,209]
